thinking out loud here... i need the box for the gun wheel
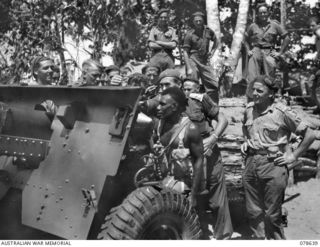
[97,186,201,240]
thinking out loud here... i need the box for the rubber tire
[97,186,201,240]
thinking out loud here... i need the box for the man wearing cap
[139,68,182,116]
[241,75,315,239]
[148,9,178,72]
[142,63,161,86]
[245,3,290,100]
[182,77,233,239]
[183,11,219,104]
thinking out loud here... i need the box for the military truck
[0,85,202,240]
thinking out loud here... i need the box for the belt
[153,49,172,55]
[254,45,273,49]
[247,148,268,156]
[247,148,282,161]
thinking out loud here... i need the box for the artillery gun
[0,85,201,240]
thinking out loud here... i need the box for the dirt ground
[284,178,320,240]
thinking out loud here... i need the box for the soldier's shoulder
[189,93,204,102]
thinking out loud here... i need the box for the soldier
[245,3,290,99]
[139,69,182,117]
[30,56,55,85]
[120,65,133,86]
[142,63,161,86]
[156,87,204,209]
[182,78,233,239]
[148,9,178,72]
[141,70,233,239]
[127,73,149,89]
[241,75,315,239]
[105,65,123,86]
[183,11,219,103]
[75,59,103,86]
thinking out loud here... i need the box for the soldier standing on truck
[245,3,290,100]
[183,11,219,104]
[241,75,315,239]
[148,9,178,72]
[155,87,204,209]
[182,77,233,240]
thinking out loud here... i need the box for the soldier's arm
[292,127,315,159]
[138,95,160,116]
[148,28,162,50]
[276,22,290,55]
[212,112,228,138]
[155,40,177,50]
[275,107,315,166]
[155,28,178,50]
[241,107,250,155]
[275,127,315,166]
[201,94,227,148]
[183,33,193,75]
[187,123,204,207]
[279,35,290,55]
[244,25,252,49]
[149,41,163,49]
[209,29,219,56]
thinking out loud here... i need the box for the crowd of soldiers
[12,3,320,241]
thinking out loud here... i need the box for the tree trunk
[227,0,249,69]
[281,0,286,26]
[54,9,68,85]
[206,0,225,86]
[206,0,221,45]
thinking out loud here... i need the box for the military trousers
[198,146,233,239]
[242,154,288,240]
[189,56,219,104]
[149,51,175,72]
[246,47,277,99]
